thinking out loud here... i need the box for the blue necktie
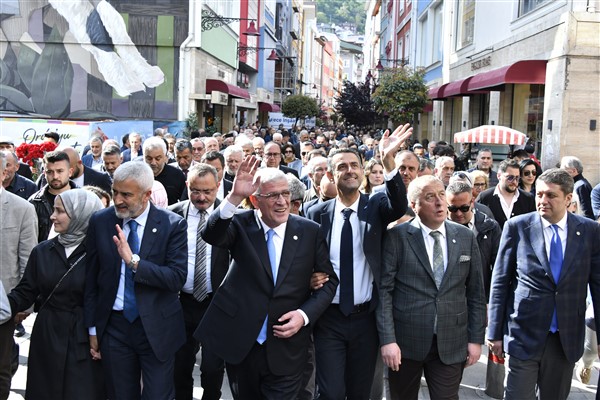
[339,208,354,316]
[257,229,277,344]
[123,220,140,322]
[549,224,563,332]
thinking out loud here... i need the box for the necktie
[257,229,278,344]
[193,211,208,302]
[124,220,140,322]
[430,231,444,289]
[339,208,354,316]
[549,224,563,332]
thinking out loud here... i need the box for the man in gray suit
[0,152,38,399]
[377,175,486,400]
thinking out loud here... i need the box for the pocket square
[459,255,471,262]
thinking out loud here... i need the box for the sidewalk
[8,315,599,399]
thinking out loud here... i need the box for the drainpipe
[178,0,197,121]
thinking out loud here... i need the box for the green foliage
[281,95,320,127]
[335,80,375,127]
[372,68,429,125]
[316,0,366,34]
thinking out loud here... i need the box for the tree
[281,95,320,127]
[334,80,375,127]
[371,67,429,126]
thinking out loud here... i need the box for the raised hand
[228,155,262,206]
[379,123,413,173]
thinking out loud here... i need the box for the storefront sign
[471,56,492,71]
[211,91,229,105]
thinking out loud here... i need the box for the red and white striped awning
[453,125,527,145]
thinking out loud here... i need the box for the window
[405,32,410,63]
[456,0,474,49]
[519,0,550,16]
[432,4,443,63]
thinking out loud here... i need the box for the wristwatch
[128,254,140,270]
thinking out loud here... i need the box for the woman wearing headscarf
[8,189,105,400]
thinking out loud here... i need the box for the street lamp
[237,45,280,61]
[201,9,259,35]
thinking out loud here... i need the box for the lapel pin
[484,235,488,239]
[293,235,298,240]
[576,231,580,236]
[452,239,456,243]
[152,228,157,233]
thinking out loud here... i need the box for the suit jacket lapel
[527,214,553,279]
[357,193,369,239]
[320,201,335,247]
[559,213,582,282]
[443,222,460,287]
[407,219,435,283]
[246,212,274,281]
[275,217,300,288]
[139,204,160,260]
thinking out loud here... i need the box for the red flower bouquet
[15,142,58,166]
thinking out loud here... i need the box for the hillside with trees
[316,0,366,34]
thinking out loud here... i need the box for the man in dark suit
[476,159,535,229]
[82,136,104,170]
[84,161,188,399]
[200,151,232,201]
[488,168,600,400]
[168,164,229,400]
[305,124,412,399]
[195,158,338,398]
[121,132,143,163]
[263,141,300,178]
[378,175,486,399]
[142,137,186,205]
[2,151,37,199]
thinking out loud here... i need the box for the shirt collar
[188,202,214,217]
[493,184,521,201]
[417,218,447,238]
[334,196,361,216]
[540,211,568,231]
[124,202,151,228]
[255,211,287,239]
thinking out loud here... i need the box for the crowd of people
[0,121,599,400]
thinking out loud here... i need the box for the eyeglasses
[264,153,281,158]
[189,188,216,196]
[452,172,473,186]
[301,152,309,156]
[448,204,471,213]
[255,190,291,201]
[522,170,537,177]
[284,150,294,154]
[504,175,520,182]
[473,183,487,188]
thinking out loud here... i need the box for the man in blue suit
[84,161,188,399]
[488,168,600,400]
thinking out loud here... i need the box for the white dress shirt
[418,220,448,273]
[541,212,568,262]
[493,185,520,220]
[182,203,214,294]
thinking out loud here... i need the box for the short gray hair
[286,173,306,201]
[435,156,454,169]
[102,144,121,157]
[113,161,154,192]
[187,163,218,183]
[560,156,583,174]
[446,181,473,197]
[143,136,167,155]
[254,168,288,194]
[1,150,18,164]
[407,175,444,204]
[419,158,434,172]
[0,151,6,170]
[223,145,243,159]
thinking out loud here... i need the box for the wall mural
[0,0,188,120]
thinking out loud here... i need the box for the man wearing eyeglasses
[169,164,229,400]
[476,159,535,229]
[263,141,300,177]
[195,160,338,398]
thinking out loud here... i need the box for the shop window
[511,84,544,141]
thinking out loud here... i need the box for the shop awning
[453,125,527,145]
[258,102,281,112]
[467,60,547,91]
[428,84,448,100]
[206,79,250,99]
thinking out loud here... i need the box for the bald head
[60,147,84,178]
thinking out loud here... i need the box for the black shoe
[14,323,26,338]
